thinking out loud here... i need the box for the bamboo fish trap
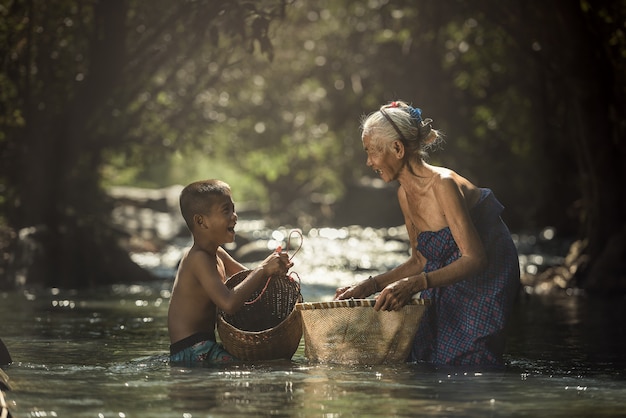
[296,298,430,365]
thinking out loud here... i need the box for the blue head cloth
[407,106,423,124]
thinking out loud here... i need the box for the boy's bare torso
[167,247,224,343]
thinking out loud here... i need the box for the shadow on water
[506,294,626,378]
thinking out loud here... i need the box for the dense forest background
[1,0,624,291]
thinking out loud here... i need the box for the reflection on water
[2,227,626,417]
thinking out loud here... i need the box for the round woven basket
[217,269,303,361]
[296,298,430,365]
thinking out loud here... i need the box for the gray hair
[361,100,443,160]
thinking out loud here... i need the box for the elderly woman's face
[362,133,404,183]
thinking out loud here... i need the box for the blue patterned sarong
[169,332,237,367]
[410,188,520,367]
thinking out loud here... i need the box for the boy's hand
[260,250,293,277]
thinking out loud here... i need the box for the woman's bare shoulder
[431,167,480,206]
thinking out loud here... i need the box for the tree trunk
[473,0,626,292]
[2,0,154,289]
[538,2,626,292]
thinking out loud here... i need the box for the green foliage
[0,0,288,217]
[1,0,624,241]
[92,0,623,233]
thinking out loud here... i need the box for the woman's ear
[392,140,405,159]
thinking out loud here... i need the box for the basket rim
[221,268,301,307]
[296,298,430,310]
[218,306,301,335]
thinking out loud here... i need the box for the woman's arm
[374,177,487,311]
[334,186,425,300]
[424,176,487,288]
[372,186,426,288]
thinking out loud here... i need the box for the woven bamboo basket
[217,269,303,361]
[296,298,430,365]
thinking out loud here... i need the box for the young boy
[167,179,292,366]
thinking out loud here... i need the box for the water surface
[2,226,625,417]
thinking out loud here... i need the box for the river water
[1,224,626,417]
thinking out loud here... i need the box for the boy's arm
[217,246,247,278]
[192,249,290,315]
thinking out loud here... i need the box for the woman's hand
[334,276,377,300]
[373,273,426,311]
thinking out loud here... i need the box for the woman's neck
[398,160,433,186]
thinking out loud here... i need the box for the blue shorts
[169,332,237,366]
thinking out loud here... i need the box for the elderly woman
[336,101,520,368]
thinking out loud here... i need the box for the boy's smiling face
[197,193,238,244]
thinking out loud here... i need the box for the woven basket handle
[246,230,304,306]
[282,229,303,261]
[283,229,303,287]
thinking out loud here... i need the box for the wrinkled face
[362,133,403,183]
[198,194,238,244]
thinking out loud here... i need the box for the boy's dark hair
[179,179,231,230]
